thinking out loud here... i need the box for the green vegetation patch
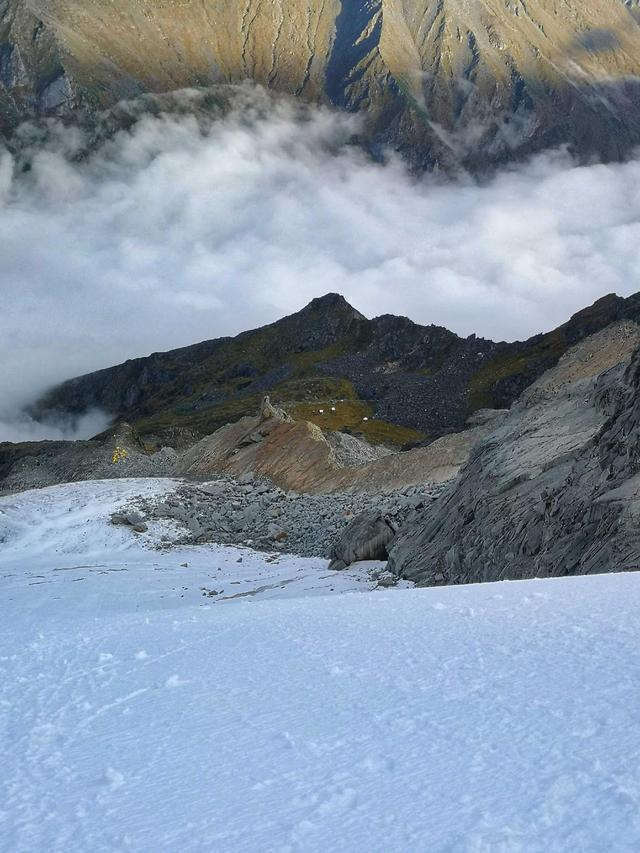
[289,342,351,376]
[134,371,425,450]
[275,377,358,404]
[468,329,567,410]
[291,399,426,448]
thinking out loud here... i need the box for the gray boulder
[110,511,148,534]
[267,523,288,542]
[328,511,398,571]
[375,570,398,588]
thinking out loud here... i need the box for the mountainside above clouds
[28,290,640,452]
[3,0,640,166]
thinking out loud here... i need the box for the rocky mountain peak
[3,0,640,167]
[301,293,365,320]
[563,292,627,345]
[267,293,369,353]
[24,288,640,455]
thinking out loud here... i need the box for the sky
[2,84,640,441]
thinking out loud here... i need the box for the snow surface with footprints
[2,478,640,851]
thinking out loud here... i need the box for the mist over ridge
[2,85,640,441]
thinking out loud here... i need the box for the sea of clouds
[2,84,640,442]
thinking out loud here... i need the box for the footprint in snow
[165,674,188,688]
[104,767,125,791]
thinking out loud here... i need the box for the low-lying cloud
[2,83,640,442]
[0,410,111,444]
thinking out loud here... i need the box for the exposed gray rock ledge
[388,322,640,586]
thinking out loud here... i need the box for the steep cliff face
[3,0,640,165]
[0,0,67,123]
[387,320,640,585]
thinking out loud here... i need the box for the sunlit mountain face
[3,0,640,167]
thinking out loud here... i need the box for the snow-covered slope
[2,480,640,850]
[0,479,387,612]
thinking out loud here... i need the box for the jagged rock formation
[179,407,351,493]
[388,320,640,584]
[30,291,640,452]
[259,395,291,424]
[177,394,492,494]
[1,389,488,494]
[3,1,640,165]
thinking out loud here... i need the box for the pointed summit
[269,293,368,353]
[26,286,640,458]
[298,293,367,323]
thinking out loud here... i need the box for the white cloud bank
[1,84,640,441]
[0,410,111,444]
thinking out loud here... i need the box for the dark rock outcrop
[328,511,398,570]
[0,422,178,495]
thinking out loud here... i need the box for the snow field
[1,480,640,851]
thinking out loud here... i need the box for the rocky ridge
[29,291,640,452]
[387,319,640,584]
[0,423,179,495]
[177,399,493,494]
[3,1,640,166]
[2,386,491,497]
